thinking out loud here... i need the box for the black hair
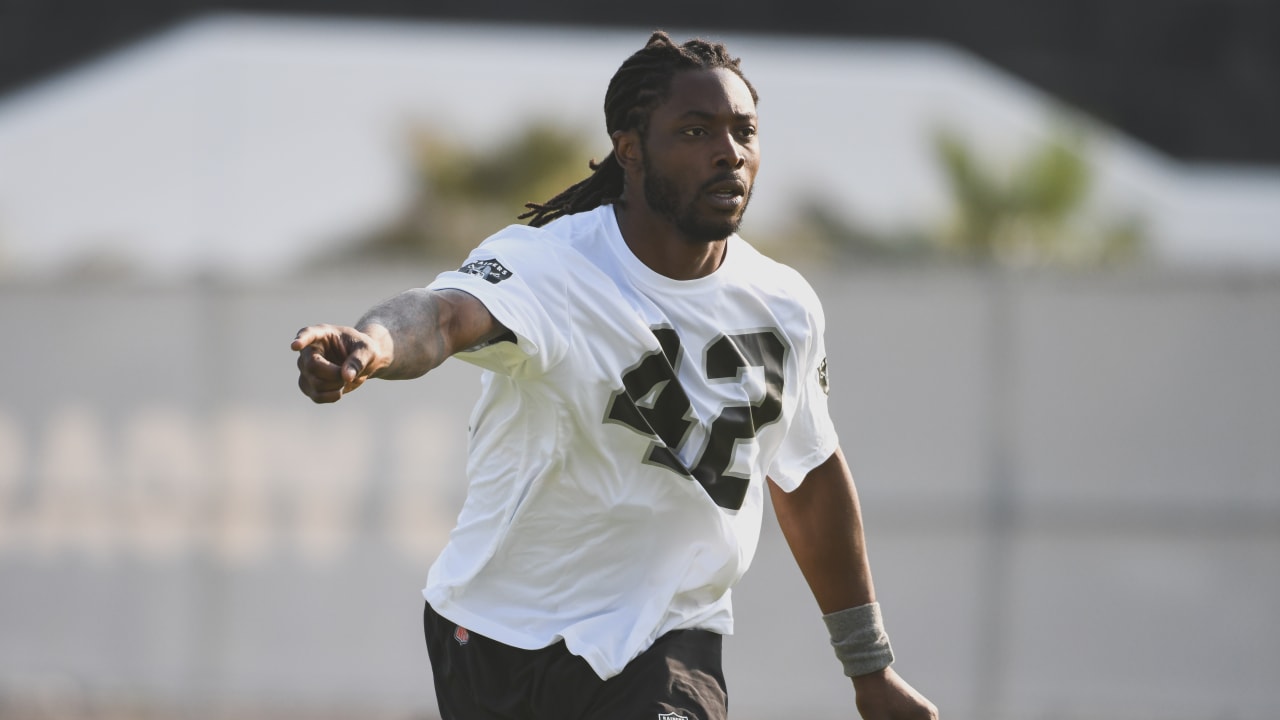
[518,30,759,227]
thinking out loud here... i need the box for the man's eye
[738,127,758,139]
[683,127,707,136]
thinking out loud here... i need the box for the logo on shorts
[658,714,689,720]
[459,258,513,284]
[453,626,470,645]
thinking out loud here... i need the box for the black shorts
[423,602,728,720]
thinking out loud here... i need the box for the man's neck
[612,201,727,281]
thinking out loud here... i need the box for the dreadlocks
[518,31,759,228]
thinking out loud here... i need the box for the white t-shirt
[423,204,838,679]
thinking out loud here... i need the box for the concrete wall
[1,265,1277,719]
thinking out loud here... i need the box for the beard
[642,154,751,243]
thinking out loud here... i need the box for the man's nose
[713,131,746,169]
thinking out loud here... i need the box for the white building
[0,13,1277,278]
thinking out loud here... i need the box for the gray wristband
[822,601,895,677]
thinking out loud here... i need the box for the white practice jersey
[423,204,838,679]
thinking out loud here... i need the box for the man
[292,31,937,720]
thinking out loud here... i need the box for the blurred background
[0,3,1277,719]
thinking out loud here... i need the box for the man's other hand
[852,667,938,720]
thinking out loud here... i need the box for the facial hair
[642,152,751,243]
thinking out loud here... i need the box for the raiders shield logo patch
[818,356,830,395]
[459,258,513,284]
[658,714,689,720]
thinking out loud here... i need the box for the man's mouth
[704,177,747,210]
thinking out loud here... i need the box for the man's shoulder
[453,209,613,292]
[728,237,822,306]
[480,207,608,252]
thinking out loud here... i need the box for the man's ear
[611,129,642,173]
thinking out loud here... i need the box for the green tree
[314,121,597,267]
[932,124,1144,267]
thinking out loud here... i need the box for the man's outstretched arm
[291,288,505,404]
[769,448,938,720]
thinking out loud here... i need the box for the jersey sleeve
[426,229,570,377]
[767,282,840,492]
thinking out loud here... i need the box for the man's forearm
[770,447,877,613]
[355,288,451,380]
[774,449,904,686]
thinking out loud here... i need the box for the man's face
[638,68,760,243]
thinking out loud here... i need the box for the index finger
[291,325,325,351]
